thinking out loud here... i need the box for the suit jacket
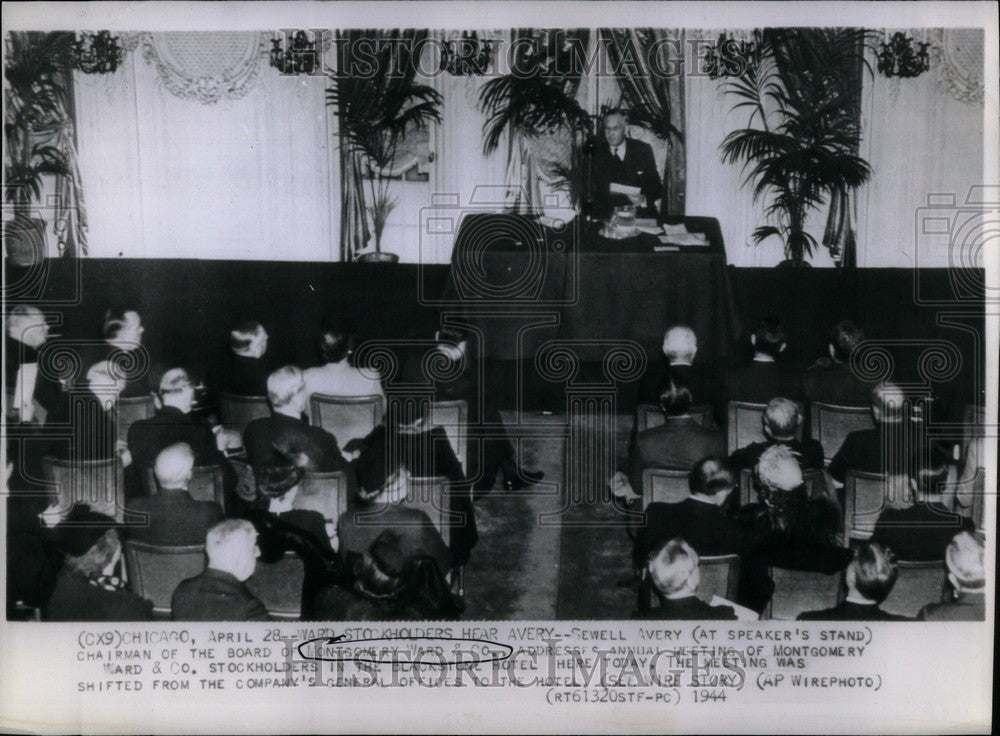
[629,417,726,494]
[635,497,747,569]
[216,354,271,397]
[918,592,985,621]
[828,425,915,483]
[723,360,803,405]
[171,567,270,621]
[802,359,876,406]
[128,406,227,469]
[591,138,663,219]
[243,413,347,473]
[797,600,909,622]
[633,595,737,620]
[872,505,973,562]
[5,335,68,423]
[728,438,825,474]
[125,490,223,546]
[636,362,721,421]
[45,570,153,621]
[337,504,452,580]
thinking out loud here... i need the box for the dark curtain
[768,28,865,268]
[600,28,686,217]
[334,29,428,261]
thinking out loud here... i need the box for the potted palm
[3,32,72,266]
[719,29,871,267]
[326,52,441,263]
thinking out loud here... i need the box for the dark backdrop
[6,259,986,413]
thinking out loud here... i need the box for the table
[440,213,741,366]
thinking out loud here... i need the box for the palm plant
[326,55,441,256]
[719,29,872,266]
[4,32,72,264]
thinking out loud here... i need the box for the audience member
[918,532,985,621]
[77,306,150,398]
[243,366,348,472]
[303,318,385,404]
[315,530,462,621]
[5,305,65,424]
[723,318,802,404]
[798,542,909,621]
[628,371,725,495]
[872,455,974,561]
[634,538,737,620]
[340,437,452,577]
[171,519,269,621]
[829,383,916,483]
[218,320,271,397]
[802,320,875,406]
[728,398,824,473]
[635,457,745,569]
[125,443,223,545]
[45,507,152,621]
[55,362,131,465]
[637,326,720,423]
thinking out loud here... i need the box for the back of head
[354,530,407,599]
[647,538,699,597]
[205,519,257,581]
[256,461,304,501]
[52,507,120,579]
[662,326,697,364]
[755,444,803,493]
[829,320,864,362]
[911,446,951,499]
[318,318,353,364]
[658,370,693,416]
[763,398,801,441]
[230,320,264,355]
[752,318,786,359]
[945,532,985,592]
[689,456,733,497]
[267,366,304,409]
[851,542,898,604]
[871,383,907,424]
[154,442,195,490]
[102,305,139,341]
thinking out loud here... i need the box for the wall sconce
[702,30,762,80]
[71,31,124,74]
[877,31,930,78]
[442,31,494,76]
[270,30,322,75]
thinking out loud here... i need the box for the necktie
[614,145,623,161]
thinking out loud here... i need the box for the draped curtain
[600,28,686,217]
[335,28,428,261]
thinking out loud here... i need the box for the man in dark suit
[636,326,720,424]
[635,457,746,569]
[634,538,737,620]
[125,443,223,546]
[798,542,909,621]
[5,305,66,424]
[215,321,272,397]
[723,318,802,405]
[171,519,269,621]
[243,366,348,473]
[628,372,725,496]
[590,109,663,220]
[76,306,151,399]
[918,532,985,621]
[829,383,915,483]
[728,398,824,473]
[802,320,876,406]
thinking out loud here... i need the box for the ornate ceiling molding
[929,28,984,107]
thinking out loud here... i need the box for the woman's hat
[256,463,305,498]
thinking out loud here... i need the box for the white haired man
[728,397,824,473]
[634,538,736,620]
[829,382,915,483]
[918,532,986,621]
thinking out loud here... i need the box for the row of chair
[640,553,945,620]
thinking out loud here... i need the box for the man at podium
[590,109,663,220]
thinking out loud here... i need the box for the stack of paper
[636,217,661,235]
[660,232,709,247]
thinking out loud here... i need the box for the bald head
[154,442,195,490]
[8,305,50,349]
[872,383,907,423]
[662,326,697,365]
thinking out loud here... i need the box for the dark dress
[633,595,737,620]
[798,600,909,621]
[45,570,153,621]
[338,504,452,581]
[171,567,270,621]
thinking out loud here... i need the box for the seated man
[723,318,802,405]
[636,325,720,424]
[728,398,824,473]
[217,320,271,397]
[628,372,725,496]
[590,109,662,220]
[634,538,737,620]
[634,457,746,569]
[798,542,909,621]
[243,366,348,473]
[77,306,150,398]
[171,519,269,621]
[125,443,223,545]
[303,318,386,404]
[46,506,153,621]
[872,454,974,561]
[829,382,916,483]
[128,368,233,472]
[802,320,875,406]
[919,532,985,621]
